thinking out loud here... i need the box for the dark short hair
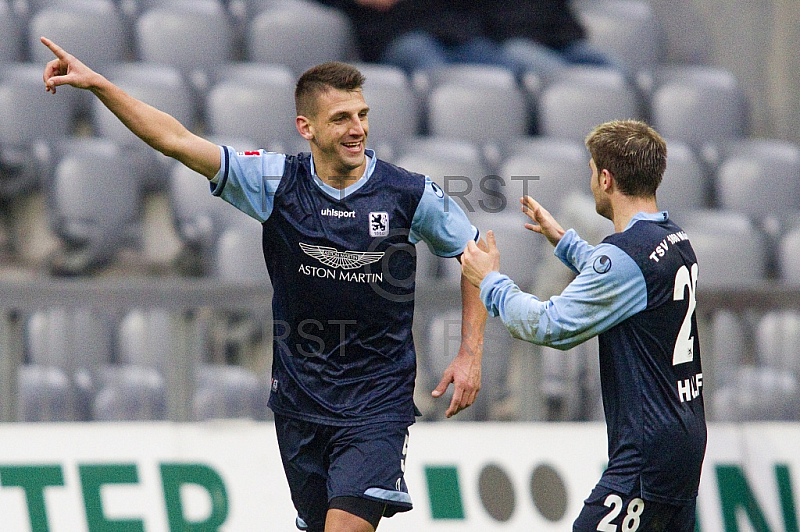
[585,120,667,197]
[295,62,366,117]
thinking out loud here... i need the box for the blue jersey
[211,147,478,426]
[480,212,706,504]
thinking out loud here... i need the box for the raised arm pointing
[41,36,220,180]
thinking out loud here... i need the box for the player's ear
[296,115,313,140]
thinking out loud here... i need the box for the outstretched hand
[431,340,482,418]
[521,195,566,247]
[41,36,99,94]
[460,230,500,288]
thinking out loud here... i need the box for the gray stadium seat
[18,365,79,422]
[135,0,235,92]
[192,364,267,421]
[352,63,421,158]
[533,66,643,142]
[25,307,114,420]
[573,0,664,76]
[169,161,247,274]
[49,149,143,274]
[0,63,79,198]
[206,63,297,152]
[92,364,167,421]
[246,0,356,75]
[394,135,492,214]
[474,207,552,291]
[540,338,603,421]
[712,365,800,422]
[26,308,113,371]
[778,225,800,283]
[0,2,23,63]
[500,137,590,211]
[424,65,528,146]
[657,139,708,211]
[118,308,174,373]
[714,139,800,218]
[677,209,768,286]
[645,66,749,160]
[28,1,126,69]
[421,309,512,421]
[756,310,800,377]
[213,219,268,282]
[93,63,197,190]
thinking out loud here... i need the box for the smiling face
[297,87,369,187]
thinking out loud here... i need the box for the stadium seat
[644,66,749,161]
[0,2,23,63]
[25,307,115,419]
[205,63,297,152]
[712,365,800,422]
[423,65,528,146]
[352,63,421,158]
[500,137,590,211]
[394,135,493,214]
[169,161,247,274]
[713,138,800,218]
[18,365,79,422]
[213,218,268,282]
[92,364,167,421]
[469,209,543,291]
[0,63,79,199]
[245,0,356,75]
[532,66,644,142]
[118,308,174,373]
[657,139,708,211]
[192,364,267,421]
[135,0,235,92]
[28,1,126,69]
[421,309,512,421]
[756,310,800,377]
[93,63,197,190]
[540,339,602,421]
[573,0,664,76]
[778,225,800,283]
[49,149,143,275]
[676,209,768,286]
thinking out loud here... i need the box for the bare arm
[432,253,487,418]
[41,36,220,180]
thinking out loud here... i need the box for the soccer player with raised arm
[462,120,706,532]
[41,37,486,532]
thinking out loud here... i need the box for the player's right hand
[521,195,566,247]
[41,36,98,94]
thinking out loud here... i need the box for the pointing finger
[40,36,69,60]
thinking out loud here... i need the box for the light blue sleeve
[409,176,479,257]
[209,146,286,223]
[479,241,647,350]
[553,228,598,274]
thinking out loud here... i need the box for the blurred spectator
[315,0,617,77]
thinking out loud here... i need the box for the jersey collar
[309,149,377,200]
[624,210,670,231]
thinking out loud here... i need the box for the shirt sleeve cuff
[479,270,511,317]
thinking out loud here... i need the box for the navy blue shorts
[573,485,696,532]
[274,414,413,531]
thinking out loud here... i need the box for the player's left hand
[431,342,482,418]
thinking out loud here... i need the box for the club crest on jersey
[369,212,389,237]
[593,255,612,274]
[299,242,384,270]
